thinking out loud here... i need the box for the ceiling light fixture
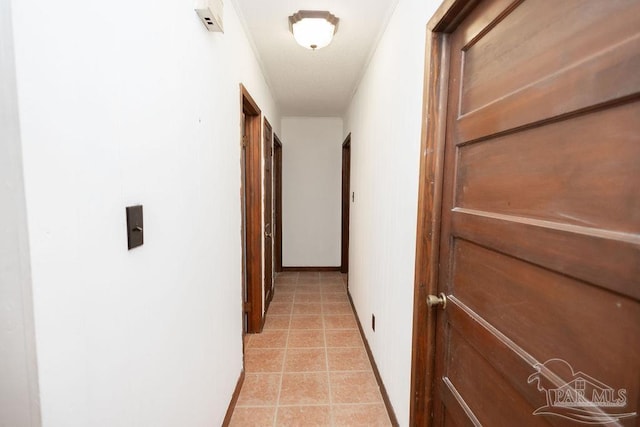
[288,10,339,50]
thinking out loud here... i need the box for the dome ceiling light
[288,10,339,50]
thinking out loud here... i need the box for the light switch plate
[195,0,223,32]
[126,205,144,250]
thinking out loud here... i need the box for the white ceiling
[231,0,399,116]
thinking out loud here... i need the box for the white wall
[10,0,278,425]
[0,0,40,424]
[281,117,343,267]
[343,0,441,425]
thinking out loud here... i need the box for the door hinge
[242,135,248,148]
[244,302,252,312]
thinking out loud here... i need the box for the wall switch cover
[126,205,143,250]
[195,0,223,32]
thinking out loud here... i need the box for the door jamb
[240,84,264,334]
[409,1,476,424]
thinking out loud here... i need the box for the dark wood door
[274,135,283,273]
[263,119,274,304]
[341,134,351,275]
[241,112,248,333]
[240,84,263,334]
[416,0,640,425]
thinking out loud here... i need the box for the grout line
[273,273,291,427]
[320,276,336,427]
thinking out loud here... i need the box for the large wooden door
[341,134,351,275]
[274,135,283,273]
[411,0,640,425]
[263,119,274,305]
[240,84,264,333]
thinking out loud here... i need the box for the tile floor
[229,271,392,427]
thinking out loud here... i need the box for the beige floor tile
[263,315,291,330]
[325,330,363,348]
[295,293,322,303]
[293,303,322,315]
[236,373,281,406]
[275,284,297,293]
[287,330,325,348]
[322,284,347,293]
[245,348,285,373]
[324,314,358,330]
[247,330,288,349]
[284,348,327,372]
[228,406,276,426]
[269,302,293,315]
[322,293,349,303]
[290,315,324,330]
[322,302,352,315]
[330,372,383,404]
[298,280,317,286]
[327,347,371,371]
[276,405,331,426]
[320,271,344,281]
[279,372,330,405]
[332,403,392,426]
[271,291,295,303]
[296,285,322,293]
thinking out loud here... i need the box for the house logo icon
[528,358,637,424]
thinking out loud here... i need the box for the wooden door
[411,0,640,425]
[274,135,283,273]
[263,119,274,305]
[240,84,264,333]
[240,112,248,333]
[341,134,351,275]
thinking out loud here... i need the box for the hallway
[229,272,392,426]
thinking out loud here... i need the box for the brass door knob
[427,293,447,309]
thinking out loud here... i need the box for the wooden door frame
[240,84,264,334]
[409,1,475,424]
[274,135,283,273]
[340,134,351,275]
[263,118,274,308]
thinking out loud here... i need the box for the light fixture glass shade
[289,11,339,50]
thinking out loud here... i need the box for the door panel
[432,0,640,426]
[456,103,640,232]
[445,328,538,426]
[451,240,639,373]
[459,0,640,116]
